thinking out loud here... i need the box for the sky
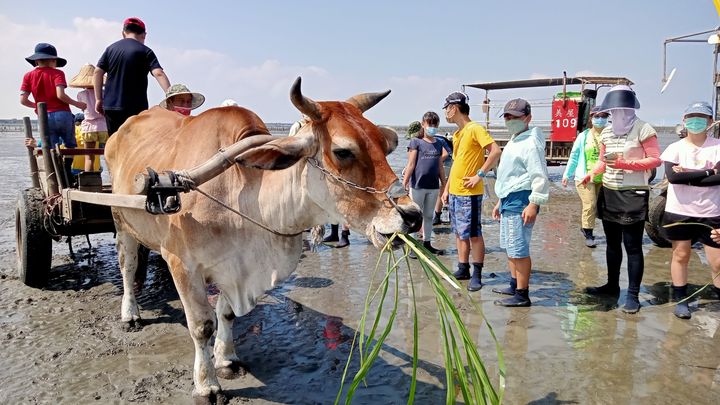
[0,0,718,126]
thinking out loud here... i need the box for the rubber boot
[494,288,531,307]
[671,284,691,319]
[336,230,350,248]
[432,211,442,225]
[582,228,597,248]
[453,263,470,280]
[622,291,641,314]
[423,241,444,256]
[467,263,483,292]
[712,286,720,301]
[585,267,620,296]
[323,224,339,243]
[492,277,517,296]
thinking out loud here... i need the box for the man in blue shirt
[93,17,171,135]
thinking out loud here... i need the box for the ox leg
[214,294,246,379]
[165,253,225,404]
[117,231,142,330]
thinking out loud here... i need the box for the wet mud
[1,132,719,404]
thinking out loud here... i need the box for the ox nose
[398,205,423,234]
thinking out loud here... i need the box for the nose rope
[305,157,407,213]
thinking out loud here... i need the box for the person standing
[660,102,720,319]
[582,85,661,314]
[94,17,171,135]
[562,106,608,247]
[403,112,448,254]
[20,43,86,148]
[69,64,108,172]
[440,92,502,291]
[492,99,550,307]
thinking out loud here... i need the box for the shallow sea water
[0,128,719,404]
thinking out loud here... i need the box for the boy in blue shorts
[20,43,86,148]
[492,99,549,307]
[441,92,501,291]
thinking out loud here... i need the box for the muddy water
[1,130,719,404]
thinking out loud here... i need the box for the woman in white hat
[660,101,720,319]
[581,85,662,314]
[160,84,205,116]
[69,64,108,172]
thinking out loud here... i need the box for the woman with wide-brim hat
[69,64,108,172]
[160,84,205,116]
[581,85,662,314]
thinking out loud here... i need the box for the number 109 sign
[550,98,579,142]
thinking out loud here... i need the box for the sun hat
[443,91,469,109]
[502,98,532,117]
[25,43,67,67]
[160,84,205,109]
[407,121,422,137]
[123,17,146,33]
[683,101,713,117]
[598,85,640,111]
[68,64,97,88]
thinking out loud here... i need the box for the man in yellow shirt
[441,92,501,291]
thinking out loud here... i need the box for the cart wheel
[645,193,671,248]
[16,188,52,287]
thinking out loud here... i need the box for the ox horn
[346,90,391,113]
[290,77,322,121]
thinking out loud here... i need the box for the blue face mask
[684,117,709,134]
[425,127,438,136]
[592,117,608,128]
[505,119,527,135]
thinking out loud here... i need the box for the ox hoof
[216,361,247,380]
[193,391,227,405]
[122,318,143,332]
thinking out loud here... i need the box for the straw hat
[160,84,205,109]
[69,64,96,88]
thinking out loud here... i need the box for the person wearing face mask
[441,92,502,291]
[659,101,720,319]
[160,84,205,116]
[562,106,608,247]
[491,99,550,307]
[402,112,448,254]
[581,85,661,314]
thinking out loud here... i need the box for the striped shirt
[600,119,656,190]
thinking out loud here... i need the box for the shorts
[448,194,483,240]
[662,211,720,248]
[47,111,76,147]
[80,131,109,145]
[499,211,534,258]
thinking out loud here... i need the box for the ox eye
[333,149,355,161]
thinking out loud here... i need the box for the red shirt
[20,67,70,113]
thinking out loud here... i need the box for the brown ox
[104,78,422,404]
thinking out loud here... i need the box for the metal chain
[306,157,387,194]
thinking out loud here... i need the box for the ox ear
[378,126,398,155]
[346,90,391,113]
[290,77,322,121]
[236,134,317,170]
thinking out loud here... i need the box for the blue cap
[683,101,713,117]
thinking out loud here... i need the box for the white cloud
[0,14,460,124]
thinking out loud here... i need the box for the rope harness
[163,156,408,238]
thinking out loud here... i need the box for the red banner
[550,99,579,142]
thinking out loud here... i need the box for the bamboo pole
[23,117,40,188]
[37,103,59,195]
